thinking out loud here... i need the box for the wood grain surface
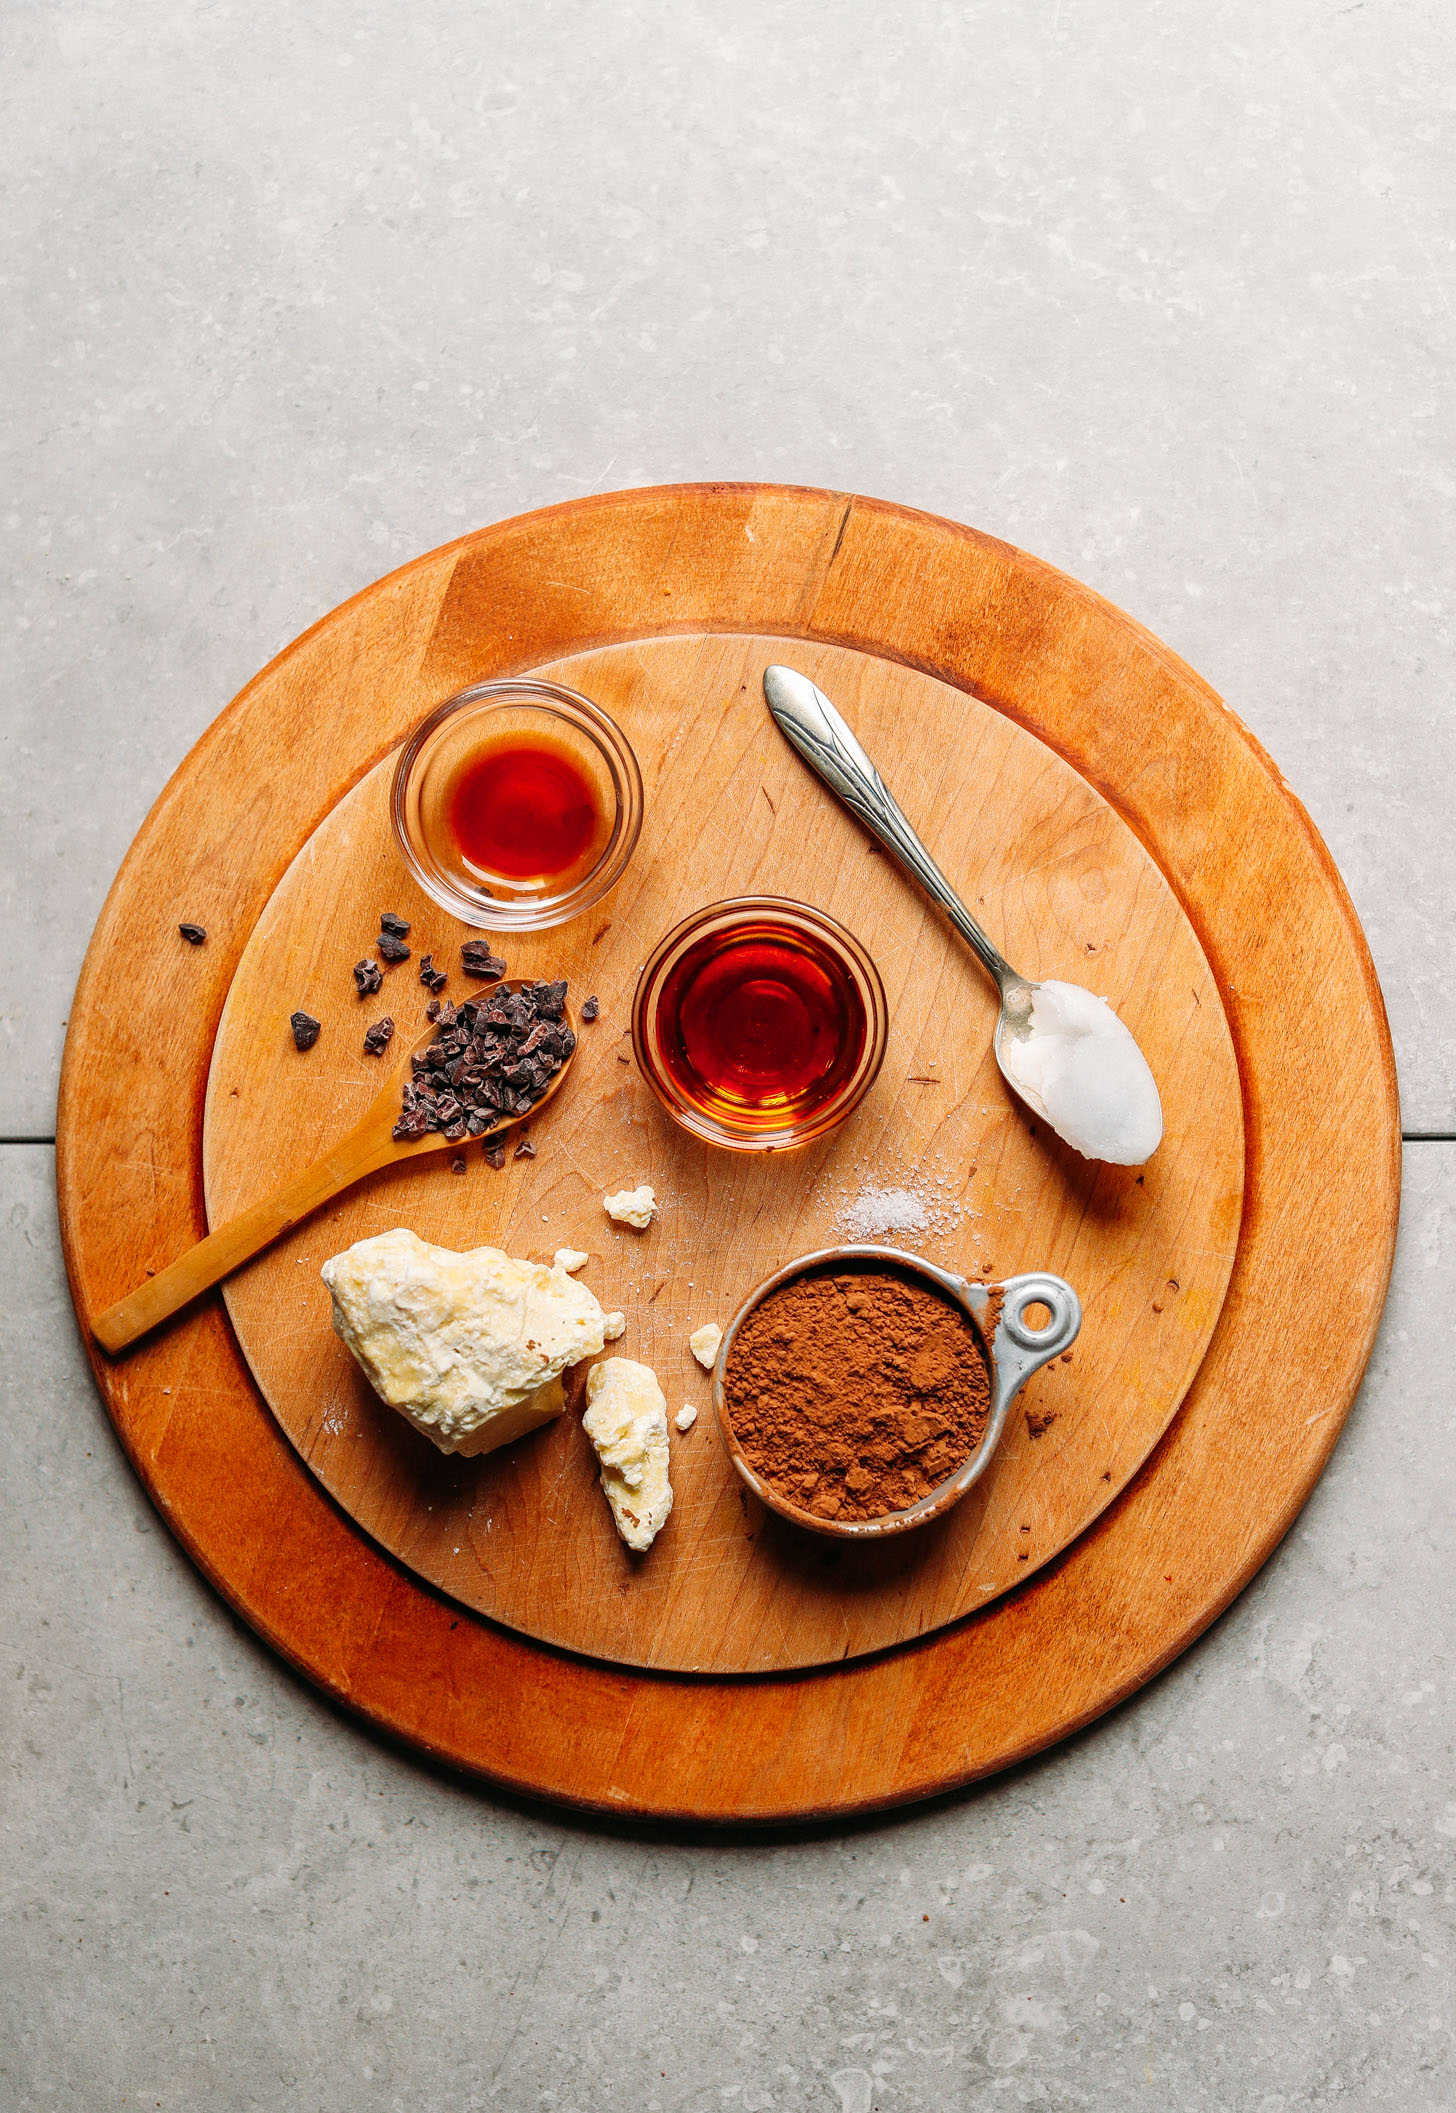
[55,484,1399,1819]
[203,633,1243,1673]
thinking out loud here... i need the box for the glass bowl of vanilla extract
[631,896,889,1152]
[391,678,644,931]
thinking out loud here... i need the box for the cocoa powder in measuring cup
[723,1265,991,1521]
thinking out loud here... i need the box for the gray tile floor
[3,4,1451,2106]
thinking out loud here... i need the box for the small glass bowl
[631,895,888,1153]
[391,678,644,932]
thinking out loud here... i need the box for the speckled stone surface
[4,3,1450,2105]
[2,0,1452,1136]
[2,1147,1451,2106]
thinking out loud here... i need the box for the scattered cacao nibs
[450,1155,467,1175]
[354,959,383,997]
[362,1017,395,1056]
[290,1011,321,1051]
[513,1136,536,1159]
[484,1141,507,1170]
[376,932,411,964]
[178,922,207,945]
[425,997,441,1021]
[379,912,410,939]
[391,978,574,1145]
[461,940,508,981]
[581,994,600,1022]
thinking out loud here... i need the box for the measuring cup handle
[986,1272,1082,1412]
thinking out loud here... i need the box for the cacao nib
[376,933,411,964]
[514,1137,536,1159]
[354,959,383,997]
[443,1120,468,1142]
[290,1011,321,1051]
[178,922,207,946]
[392,1108,429,1143]
[379,912,410,939]
[484,1141,507,1170]
[580,994,600,1021]
[450,1155,467,1175]
[461,941,508,981]
[362,1017,395,1056]
[533,980,568,1020]
[425,998,441,1022]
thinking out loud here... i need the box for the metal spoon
[762,664,1161,1157]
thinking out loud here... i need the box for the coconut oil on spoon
[762,665,1163,1166]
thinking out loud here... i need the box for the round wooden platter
[56,485,1399,1821]
[203,633,1243,1674]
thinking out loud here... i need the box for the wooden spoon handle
[91,1123,397,1354]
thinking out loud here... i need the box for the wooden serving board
[204,633,1242,1673]
[57,486,1399,1819]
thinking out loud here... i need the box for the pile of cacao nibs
[392,980,575,1145]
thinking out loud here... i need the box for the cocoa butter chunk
[353,959,383,997]
[379,912,410,938]
[461,940,508,981]
[290,1011,321,1051]
[581,994,600,1022]
[362,1017,395,1056]
[376,932,411,964]
[178,922,207,945]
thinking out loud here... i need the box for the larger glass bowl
[631,896,888,1153]
[391,678,644,932]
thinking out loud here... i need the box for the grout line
[0,1130,1451,1147]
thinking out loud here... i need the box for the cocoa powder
[723,1265,991,1521]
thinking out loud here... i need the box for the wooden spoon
[91,982,577,1355]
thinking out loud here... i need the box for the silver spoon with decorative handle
[762,664,1163,1163]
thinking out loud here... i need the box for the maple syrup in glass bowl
[632,897,888,1152]
[391,678,644,931]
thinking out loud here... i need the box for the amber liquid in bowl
[445,735,610,894]
[652,915,869,1134]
